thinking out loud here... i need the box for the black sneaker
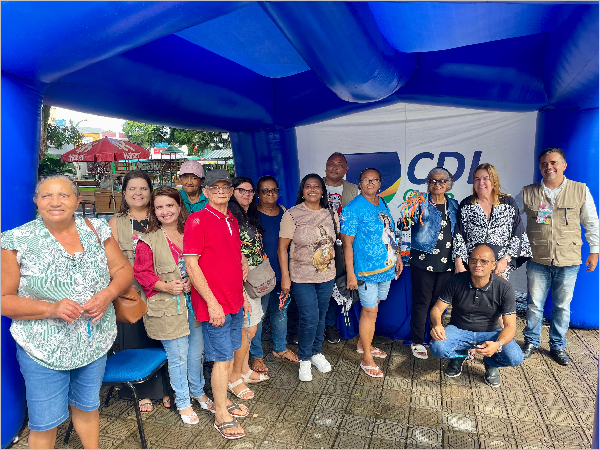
[484,361,501,387]
[550,348,570,366]
[288,334,299,345]
[445,356,467,377]
[324,326,341,344]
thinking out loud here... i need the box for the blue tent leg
[1,72,45,449]
[230,127,300,209]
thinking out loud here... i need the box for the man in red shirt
[184,169,250,440]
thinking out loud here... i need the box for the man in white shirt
[323,152,358,343]
[516,148,599,366]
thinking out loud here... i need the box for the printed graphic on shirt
[328,192,342,215]
[240,227,265,267]
[379,212,399,267]
[312,224,335,272]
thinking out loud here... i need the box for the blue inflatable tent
[2,2,598,447]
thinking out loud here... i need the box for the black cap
[204,169,232,186]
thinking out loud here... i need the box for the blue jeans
[430,325,524,368]
[325,296,339,327]
[161,313,206,410]
[292,280,335,361]
[523,260,580,350]
[250,283,289,357]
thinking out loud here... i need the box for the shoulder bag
[84,217,148,323]
[328,206,346,278]
[244,257,276,298]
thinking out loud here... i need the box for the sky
[53,107,127,132]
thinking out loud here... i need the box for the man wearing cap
[179,160,208,213]
[184,169,251,440]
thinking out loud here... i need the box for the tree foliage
[38,154,76,178]
[40,105,84,159]
[122,121,230,156]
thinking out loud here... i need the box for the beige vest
[341,180,359,208]
[115,214,146,298]
[522,179,586,266]
[139,230,189,341]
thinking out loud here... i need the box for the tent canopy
[3,2,597,133]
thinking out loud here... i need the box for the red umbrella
[60,137,150,163]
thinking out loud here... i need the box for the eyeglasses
[428,179,448,185]
[360,178,381,185]
[235,188,255,196]
[469,257,493,266]
[205,185,233,193]
[260,188,279,195]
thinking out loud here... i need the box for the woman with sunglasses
[249,176,299,370]
[226,177,269,401]
[398,167,458,360]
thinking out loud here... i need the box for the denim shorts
[358,280,392,307]
[16,345,107,432]
[202,308,243,362]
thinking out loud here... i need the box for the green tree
[38,154,76,178]
[122,121,169,148]
[39,105,84,159]
[168,129,230,156]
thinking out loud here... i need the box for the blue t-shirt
[340,195,399,283]
[258,206,285,281]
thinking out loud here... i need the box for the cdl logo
[407,151,482,184]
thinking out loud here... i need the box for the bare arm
[278,237,292,294]
[108,216,119,243]
[429,299,448,341]
[340,233,358,290]
[476,313,517,357]
[184,254,225,326]
[1,249,83,322]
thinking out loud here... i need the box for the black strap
[328,206,339,235]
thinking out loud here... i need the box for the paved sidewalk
[13,317,598,449]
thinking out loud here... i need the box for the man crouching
[429,245,524,387]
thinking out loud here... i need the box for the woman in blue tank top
[249,176,299,371]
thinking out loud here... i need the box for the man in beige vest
[323,152,359,344]
[518,148,598,366]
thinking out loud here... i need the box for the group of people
[1,148,597,446]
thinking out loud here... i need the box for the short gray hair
[426,167,454,192]
[35,174,80,198]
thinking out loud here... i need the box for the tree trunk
[39,104,52,160]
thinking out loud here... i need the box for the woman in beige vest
[108,170,170,412]
[133,186,212,425]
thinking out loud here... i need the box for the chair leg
[63,420,74,445]
[104,386,115,407]
[126,382,147,449]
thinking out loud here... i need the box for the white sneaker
[299,360,312,381]
[310,353,332,373]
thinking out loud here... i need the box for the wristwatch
[495,340,503,353]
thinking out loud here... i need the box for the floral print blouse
[1,216,116,370]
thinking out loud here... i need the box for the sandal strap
[228,378,244,389]
[215,418,240,431]
[227,402,247,415]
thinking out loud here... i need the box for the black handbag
[332,275,364,326]
[328,207,346,277]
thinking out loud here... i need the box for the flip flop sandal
[272,349,300,362]
[251,357,269,373]
[180,411,200,425]
[214,418,245,440]
[360,363,384,378]
[411,344,429,360]
[227,401,249,418]
[241,369,269,384]
[228,379,254,400]
[356,347,388,358]
[162,397,171,409]
[138,401,153,413]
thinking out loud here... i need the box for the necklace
[129,210,149,234]
[162,228,183,251]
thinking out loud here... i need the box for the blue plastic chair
[64,348,173,449]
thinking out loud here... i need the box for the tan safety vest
[115,213,146,299]
[139,230,189,341]
[522,179,586,267]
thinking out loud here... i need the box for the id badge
[536,204,553,224]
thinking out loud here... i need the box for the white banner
[296,102,537,223]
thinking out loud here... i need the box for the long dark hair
[230,176,264,233]
[148,186,189,234]
[118,170,153,215]
[296,174,329,209]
